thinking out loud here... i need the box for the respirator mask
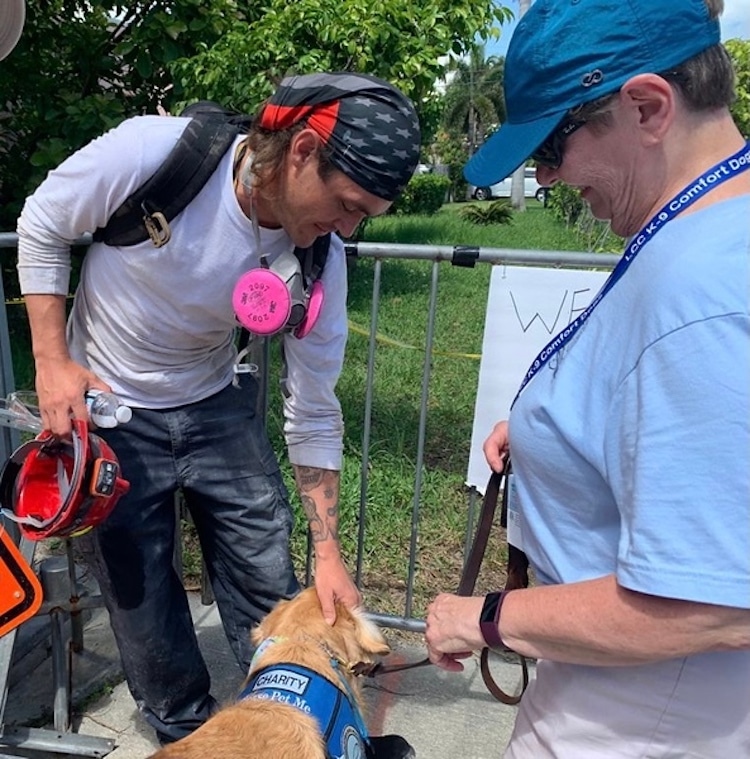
[232,246,325,339]
[231,159,326,340]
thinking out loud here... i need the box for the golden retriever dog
[149,587,409,759]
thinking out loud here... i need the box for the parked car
[470,167,550,204]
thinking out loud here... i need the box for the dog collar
[248,635,282,672]
[240,662,370,759]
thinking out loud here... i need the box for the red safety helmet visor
[0,418,129,540]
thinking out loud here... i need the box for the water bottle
[0,394,43,434]
[85,390,132,428]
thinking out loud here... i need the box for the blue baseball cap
[464,0,721,187]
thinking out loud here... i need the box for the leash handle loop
[459,461,531,705]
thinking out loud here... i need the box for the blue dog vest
[239,662,370,759]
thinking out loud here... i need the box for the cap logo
[581,69,603,88]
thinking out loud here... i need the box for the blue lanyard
[512,141,750,408]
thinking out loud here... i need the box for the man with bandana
[16,72,421,745]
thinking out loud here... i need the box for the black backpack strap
[94,112,249,248]
[294,232,332,286]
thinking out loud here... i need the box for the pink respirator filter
[232,269,292,336]
[293,280,325,338]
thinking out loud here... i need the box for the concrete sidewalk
[3,591,532,758]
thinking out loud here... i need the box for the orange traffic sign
[0,526,42,637]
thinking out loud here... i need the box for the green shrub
[391,173,451,215]
[545,182,585,225]
[458,200,514,226]
[543,183,623,252]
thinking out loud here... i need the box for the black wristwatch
[480,590,511,650]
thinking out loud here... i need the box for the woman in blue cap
[425,0,749,756]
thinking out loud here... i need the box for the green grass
[364,200,614,252]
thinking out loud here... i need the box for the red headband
[259,102,339,144]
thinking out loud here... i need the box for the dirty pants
[79,378,300,743]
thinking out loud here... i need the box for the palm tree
[442,44,506,156]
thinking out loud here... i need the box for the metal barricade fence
[0,232,619,637]
[342,242,618,631]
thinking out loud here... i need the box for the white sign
[466,264,610,491]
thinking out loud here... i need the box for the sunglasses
[531,117,587,169]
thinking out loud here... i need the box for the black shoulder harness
[91,103,330,275]
[93,104,252,248]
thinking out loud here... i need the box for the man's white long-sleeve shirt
[17,115,347,470]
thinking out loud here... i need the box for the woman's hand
[483,420,510,473]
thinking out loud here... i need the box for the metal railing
[344,242,620,631]
[0,232,619,630]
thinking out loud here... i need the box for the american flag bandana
[258,72,421,201]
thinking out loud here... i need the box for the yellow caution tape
[348,320,481,360]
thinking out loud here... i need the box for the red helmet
[0,419,129,540]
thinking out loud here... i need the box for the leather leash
[465,465,529,706]
[362,464,530,705]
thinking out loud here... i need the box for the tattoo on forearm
[297,467,323,489]
[295,467,339,544]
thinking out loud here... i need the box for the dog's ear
[252,588,325,645]
[356,612,391,657]
[342,606,390,660]
[250,624,265,646]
